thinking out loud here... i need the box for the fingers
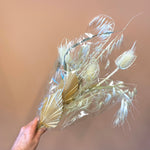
[22,117,47,142]
[24,117,39,136]
[11,117,45,150]
[35,127,47,141]
[31,117,39,132]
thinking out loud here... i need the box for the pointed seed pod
[115,42,136,70]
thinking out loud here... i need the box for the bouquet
[37,14,137,129]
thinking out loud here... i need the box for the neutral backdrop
[0,0,150,150]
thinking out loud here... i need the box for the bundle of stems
[38,14,137,129]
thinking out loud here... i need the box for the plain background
[0,0,150,150]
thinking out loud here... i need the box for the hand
[11,117,47,150]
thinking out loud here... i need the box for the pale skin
[11,117,47,150]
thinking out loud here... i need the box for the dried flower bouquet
[38,14,137,129]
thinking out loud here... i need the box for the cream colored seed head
[115,42,136,70]
[84,61,100,80]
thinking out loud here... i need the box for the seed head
[84,61,100,81]
[115,42,137,70]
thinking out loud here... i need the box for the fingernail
[34,117,39,122]
[36,117,39,122]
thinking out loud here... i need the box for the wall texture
[0,0,149,150]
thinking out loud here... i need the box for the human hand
[11,117,47,150]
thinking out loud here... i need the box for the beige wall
[0,0,150,150]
